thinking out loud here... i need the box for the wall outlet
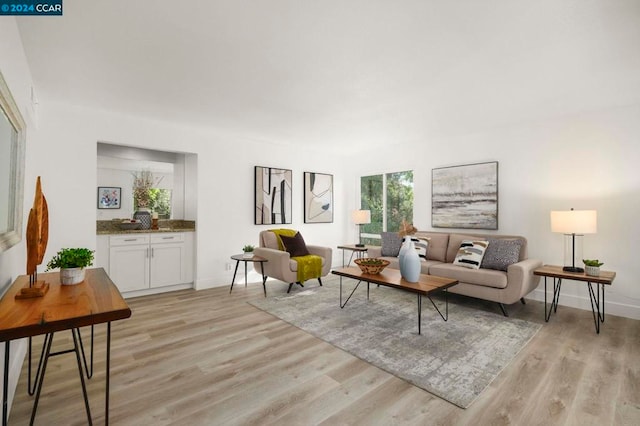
[225,262,232,271]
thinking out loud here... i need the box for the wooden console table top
[0,267,131,342]
[533,264,616,285]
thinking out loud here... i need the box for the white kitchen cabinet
[149,233,185,288]
[103,232,194,295]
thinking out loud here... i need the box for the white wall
[0,17,35,417]
[30,100,353,292]
[353,104,640,319]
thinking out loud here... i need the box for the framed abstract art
[97,187,121,209]
[255,166,292,225]
[432,161,498,229]
[304,172,333,223]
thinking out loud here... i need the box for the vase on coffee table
[399,237,420,283]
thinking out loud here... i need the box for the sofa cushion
[381,232,403,257]
[429,263,508,289]
[481,238,523,271]
[453,240,489,269]
[280,232,311,257]
[414,232,448,262]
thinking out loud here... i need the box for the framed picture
[432,161,498,229]
[255,166,292,225]
[304,172,333,223]
[97,187,121,209]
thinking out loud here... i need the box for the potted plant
[46,248,95,285]
[583,259,603,277]
[242,244,255,258]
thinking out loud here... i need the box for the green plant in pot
[46,248,95,285]
[583,259,603,277]
[242,244,255,258]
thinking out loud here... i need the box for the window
[360,170,413,244]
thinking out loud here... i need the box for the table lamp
[352,209,371,247]
[550,208,597,273]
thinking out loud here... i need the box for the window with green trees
[360,171,413,245]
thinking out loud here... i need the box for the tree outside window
[360,171,413,245]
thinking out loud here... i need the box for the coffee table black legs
[339,277,449,335]
[339,277,363,309]
[417,291,449,335]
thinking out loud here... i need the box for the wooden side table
[337,244,369,267]
[229,254,268,297]
[0,268,131,426]
[534,265,616,334]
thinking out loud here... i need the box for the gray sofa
[367,231,542,315]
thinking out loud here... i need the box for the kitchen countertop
[97,219,196,235]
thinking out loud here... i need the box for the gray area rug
[249,277,541,408]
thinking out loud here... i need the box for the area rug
[249,277,541,408]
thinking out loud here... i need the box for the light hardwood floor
[8,279,640,425]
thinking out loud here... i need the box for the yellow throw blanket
[269,229,323,282]
[292,254,323,283]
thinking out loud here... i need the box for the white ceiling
[16,0,640,151]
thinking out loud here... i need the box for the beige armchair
[253,229,332,295]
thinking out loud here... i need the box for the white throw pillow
[453,240,489,269]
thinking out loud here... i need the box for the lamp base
[355,243,365,248]
[563,266,584,273]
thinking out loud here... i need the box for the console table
[0,267,131,425]
[534,265,616,334]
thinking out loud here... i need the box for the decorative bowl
[119,220,142,230]
[354,258,390,275]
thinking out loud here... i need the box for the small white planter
[585,265,600,277]
[60,267,86,285]
[243,252,254,259]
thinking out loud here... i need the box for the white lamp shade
[352,209,371,225]
[550,210,597,234]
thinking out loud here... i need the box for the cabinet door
[109,244,150,292]
[150,243,184,288]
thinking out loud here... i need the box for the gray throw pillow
[381,232,402,257]
[481,238,522,271]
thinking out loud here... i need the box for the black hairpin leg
[340,277,363,308]
[229,259,240,293]
[77,325,95,378]
[427,289,449,322]
[261,273,268,297]
[544,276,563,322]
[3,341,9,426]
[29,332,54,426]
[587,282,606,334]
[27,335,50,396]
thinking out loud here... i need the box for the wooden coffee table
[331,267,458,335]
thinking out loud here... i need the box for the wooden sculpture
[17,176,50,298]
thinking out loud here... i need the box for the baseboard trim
[527,288,640,320]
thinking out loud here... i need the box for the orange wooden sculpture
[17,176,50,298]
